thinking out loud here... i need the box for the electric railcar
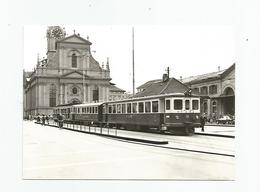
[53,93,201,135]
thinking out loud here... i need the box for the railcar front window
[132,103,137,113]
[127,103,131,113]
[174,99,183,110]
[112,104,116,113]
[152,101,159,112]
[138,102,144,113]
[117,104,121,113]
[192,100,199,110]
[165,99,171,110]
[108,105,112,114]
[185,100,190,110]
[122,104,126,113]
[94,107,98,114]
[145,101,151,113]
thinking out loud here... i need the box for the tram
[53,93,201,135]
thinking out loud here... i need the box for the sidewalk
[195,125,235,137]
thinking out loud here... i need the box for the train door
[98,105,103,122]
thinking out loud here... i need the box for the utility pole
[132,27,135,96]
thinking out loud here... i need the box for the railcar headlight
[186,114,190,118]
[175,115,179,120]
[196,115,199,119]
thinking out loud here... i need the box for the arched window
[93,87,99,102]
[49,84,56,107]
[212,101,217,113]
[72,53,77,68]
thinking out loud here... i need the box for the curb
[195,132,235,138]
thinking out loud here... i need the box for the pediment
[58,34,92,45]
[61,71,86,78]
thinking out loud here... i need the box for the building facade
[136,63,235,121]
[181,63,235,121]
[24,26,126,117]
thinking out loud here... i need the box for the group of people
[36,114,50,126]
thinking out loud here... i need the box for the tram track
[36,122,235,157]
[103,136,235,158]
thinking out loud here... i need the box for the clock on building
[51,27,64,39]
[47,26,65,39]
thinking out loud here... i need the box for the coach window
[152,101,159,112]
[82,107,86,113]
[174,99,183,110]
[192,100,199,110]
[127,103,131,113]
[92,107,95,114]
[95,107,98,114]
[185,100,190,110]
[117,104,121,113]
[122,103,126,113]
[112,104,116,113]
[138,102,144,113]
[78,108,80,113]
[132,103,137,113]
[108,105,112,114]
[165,99,171,110]
[103,105,106,114]
[145,101,151,113]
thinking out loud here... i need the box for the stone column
[64,84,68,103]
[88,85,91,103]
[60,84,64,105]
[84,84,88,103]
[99,86,103,102]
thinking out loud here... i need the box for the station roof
[181,63,235,84]
[134,77,189,98]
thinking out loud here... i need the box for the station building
[181,63,235,120]
[136,63,235,121]
[24,26,127,117]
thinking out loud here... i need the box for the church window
[93,88,99,102]
[72,53,77,68]
[72,87,78,94]
[49,84,56,107]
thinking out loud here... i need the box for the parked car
[217,115,235,124]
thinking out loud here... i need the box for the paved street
[23,121,234,180]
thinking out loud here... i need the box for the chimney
[162,73,169,82]
[218,66,220,71]
[180,76,182,82]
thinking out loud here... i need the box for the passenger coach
[53,93,201,135]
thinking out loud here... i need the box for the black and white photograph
[22,25,235,180]
[2,0,260,191]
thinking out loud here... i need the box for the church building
[24,26,126,117]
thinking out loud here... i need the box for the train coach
[53,93,201,135]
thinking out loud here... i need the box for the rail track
[36,121,235,158]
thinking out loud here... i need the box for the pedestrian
[37,114,41,123]
[41,114,45,126]
[58,113,63,128]
[46,115,49,125]
[200,114,206,132]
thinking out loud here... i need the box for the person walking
[46,115,49,125]
[41,114,46,126]
[58,113,63,129]
[200,113,206,132]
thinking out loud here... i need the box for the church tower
[46,26,66,66]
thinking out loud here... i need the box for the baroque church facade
[24,26,126,117]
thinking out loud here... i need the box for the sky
[24,25,235,93]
